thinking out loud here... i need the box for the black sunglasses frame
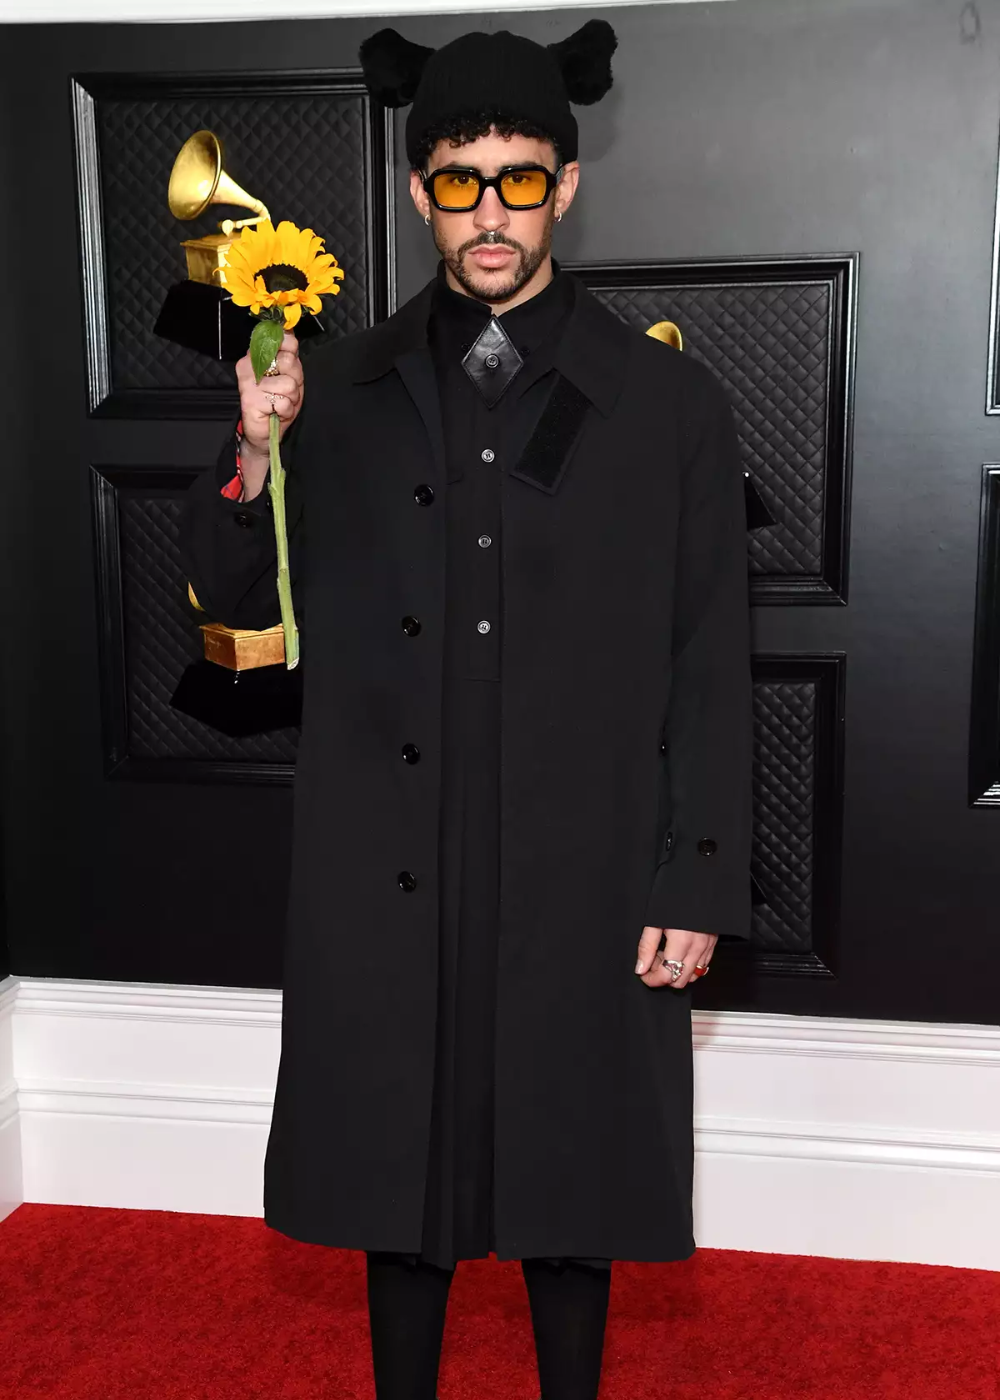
[421,163,563,212]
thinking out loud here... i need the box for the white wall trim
[0,977,23,1223]
[0,0,734,22]
[2,976,999,1269]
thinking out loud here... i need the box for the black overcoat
[179,271,754,1262]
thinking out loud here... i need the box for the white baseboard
[3,976,999,1269]
[0,977,23,1222]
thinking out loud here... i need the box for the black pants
[366,1250,611,1400]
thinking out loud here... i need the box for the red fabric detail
[220,417,244,501]
[1,1203,999,1398]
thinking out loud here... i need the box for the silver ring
[663,958,685,981]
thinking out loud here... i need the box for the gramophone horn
[168,130,269,234]
[646,320,684,351]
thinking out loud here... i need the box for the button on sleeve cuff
[642,838,752,941]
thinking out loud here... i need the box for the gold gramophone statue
[154,129,323,364]
[168,130,270,287]
[186,579,287,673]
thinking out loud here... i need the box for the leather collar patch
[462,316,524,407]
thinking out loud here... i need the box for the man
[180,21,754,1400]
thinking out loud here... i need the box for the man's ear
[554,162,581,220]
[409,168,431,222]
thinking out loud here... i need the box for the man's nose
[474,187,509,234]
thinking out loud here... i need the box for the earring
[424,214,431,226]
[556,212,563,223]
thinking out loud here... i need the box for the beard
[435,208,555,303]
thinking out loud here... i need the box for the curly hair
[410,110,562,171]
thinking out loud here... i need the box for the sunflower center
[260,262,310,294]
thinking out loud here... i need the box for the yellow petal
[275,221,298,261]
[283,302,302,329]
[252,276,276,310]
[303,293,323,314]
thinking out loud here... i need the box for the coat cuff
[214,422,267,512]
[642,830,753,941]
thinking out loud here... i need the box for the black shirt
[428,261,575,681]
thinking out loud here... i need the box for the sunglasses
[422,164,562,212]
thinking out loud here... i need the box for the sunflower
[219,218,345,330]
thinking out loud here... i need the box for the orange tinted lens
[431,172,481,208]
[499,169,549,206]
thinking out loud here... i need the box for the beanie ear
[358,28,435,108]
[547,19,617,106]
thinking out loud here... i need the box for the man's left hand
[635,927,717,989]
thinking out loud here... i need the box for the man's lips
[468,244,516,268]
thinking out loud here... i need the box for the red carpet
[0,1204,997,1398]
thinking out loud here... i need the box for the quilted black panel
[577,261,851,590]
[92,80,376,395]
[118,488,300,764]
[750,676,816,950]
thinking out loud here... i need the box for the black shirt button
[658,741,667,754]
[664,830,674,852]
[233,511,253,528]
[401,616,422,636]
[401,743,421,764]
[414,484,435,506]
[697,837,718,856]
[398,870,417,892]
[484,352,500,369]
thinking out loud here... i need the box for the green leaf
[250,317,285,384]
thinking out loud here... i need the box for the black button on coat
[178,268,754,1263]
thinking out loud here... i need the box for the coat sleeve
[643,364,754,942]
[177,412,306,633]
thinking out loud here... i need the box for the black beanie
[359,21,617,168]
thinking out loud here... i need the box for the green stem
[267,411,300,670]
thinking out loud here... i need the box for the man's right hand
[234,331,304,500]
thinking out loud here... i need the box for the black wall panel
[91,465,299,781]
[572,257,856,604]
[0,0,997,1025]
[72,70,392,418]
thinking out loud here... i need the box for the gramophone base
[200,621,286,671]
[170,658,302,737]
[153,280,325,362]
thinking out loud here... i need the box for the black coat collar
[350,269,630,420]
